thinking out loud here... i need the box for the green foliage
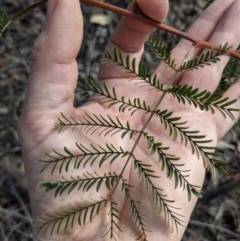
[133,159,184,232]
[37,198,108,236]
[58,112,137,138]
[0,14,9,35]
[35,33,240,239]
[122,180,150,240]
[1,1,239,239]
[178,44,231,71]
[147,36,231,72]
[0,0,47,35]
[215,44,240,96]
[147,34,177,70]
[40,172,119,197]
[168,84,239,119]
[40,143,129,175]
[143,132,202,200]
[204,0,215,3]
[101,201,122,240]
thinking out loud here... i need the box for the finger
[154,0,235,87]
[99,0,169,80]
[179,0,240,92]
[22,0,83,113]
[214,78,240,140]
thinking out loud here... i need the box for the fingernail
[47,0,57,19]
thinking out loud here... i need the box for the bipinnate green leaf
[79,78,229,176]
[37,33,238,240]
[103,46,239,122]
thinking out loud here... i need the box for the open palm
[18,0,240,241]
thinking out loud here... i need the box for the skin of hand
[17,0,240,240]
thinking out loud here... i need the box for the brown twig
[2,0,240,59]
[80,0,240,59]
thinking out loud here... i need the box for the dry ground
[0,0,240,240]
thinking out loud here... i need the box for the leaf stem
[1,0,240,59]
[0,0,47,35]
[80,0,240,59]
[108,45,196,199]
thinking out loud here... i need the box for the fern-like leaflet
[58,112,137,139]
[79,78,227,175]
[0,13,9,35]
[143,132,201,200]
[101,201,122,240]
[148,34,231,72]
[1,0,239,239]
[122,180,150,241]
[103,45,239,120]
[147,34,177,71]
[40,143,129,175]
[38,198,108,236]
[40,172,119,197]
[168,84,239,119]
[0,0,47,35]
[56,112,202,199]
[133,160,184,233]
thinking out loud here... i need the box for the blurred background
[0,0,240,240]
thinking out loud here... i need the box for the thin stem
[109,45,196,198]
[80,0,240,59]
[0,0,47,35]
[1,0,240,59]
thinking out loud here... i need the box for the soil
[0,1,240,241]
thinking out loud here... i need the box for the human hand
[18,0,240,241]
